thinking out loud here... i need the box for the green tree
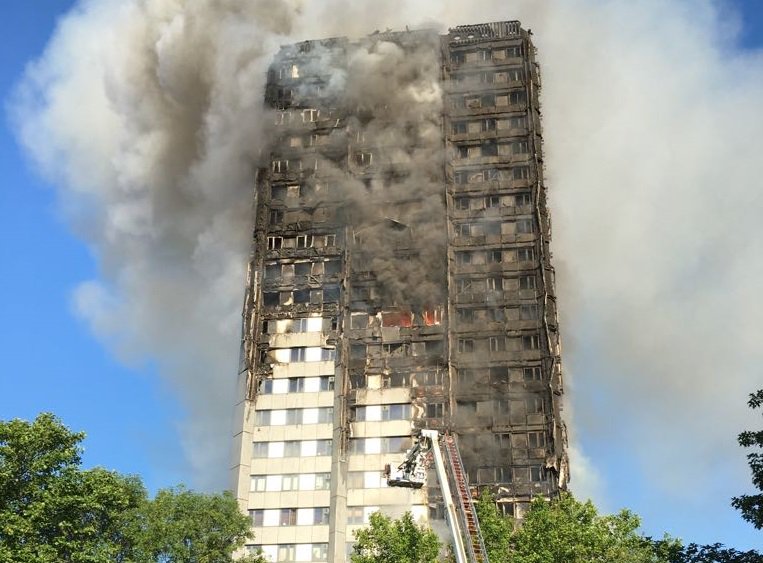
[509,493,678,563]
[732,389,763,530]
[0,413,261,563]
[474,489,512,563]
[351,511,441,563]
[131,486,264,563]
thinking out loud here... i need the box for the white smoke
[12,0,763,546]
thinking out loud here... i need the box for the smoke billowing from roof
[12,0,763,545]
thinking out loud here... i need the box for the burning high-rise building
[231,20,568,562]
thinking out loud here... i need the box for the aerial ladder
[383,429,489,563]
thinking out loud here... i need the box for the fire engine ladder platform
[442,433,489,563]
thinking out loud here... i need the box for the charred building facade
[231,21,568,562]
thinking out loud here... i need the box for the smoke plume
[12,0,763,546]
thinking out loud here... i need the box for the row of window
[267,346,336,363]
[456,140,529,159]
[250,472,330,492]
[265,260,341,280]
[266,234,336,250]
[271,183,328,201]
[450,45,524,64]
[348,371,445,390]
[494,430,547,449]
[451,68,524,86]
[457,334,541,353]
[456,304,539,324]
[451,90,527,110]
[453,166,529,184]
[353,403,411,422]
[476,465,549,484]
[263,287,340,307]
[247,543,328,563]
[273,108,322,125]
[454,193,532,210]
[252,439,332,458]
[457,396,545,416]
[348,309,442,329]
[254,407,334,427]
[349,436,412,454]
[457,366,543,384]
[347,471,389,489]
[455,274,536,293]
[454,219,533,237]
[259,376,334,395]
[262,317,335,334]
[455,247,536,265]
[348,340,443,359]
[250,507,330,527]
[452,115,527,134]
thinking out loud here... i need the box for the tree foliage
[351,511,441,563]
[732,389,763,530]
[507,493,678,563]
[474,490,512,563]
[0,413,260,563]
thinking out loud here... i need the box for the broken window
[509,91,526,105]
[456,251,473,265]
[513,141,530,154]
[506,44,523,58]
[454,171,469,185]
[426,403,445,418]
[271,186,287,201]
[486,195,500,208]
[522,334,541,350]
[293,289,310,304]
[350,313,369,329]
[263,292,279,307]
[509,115,527,129]
[526,396,544,414]
[294,262,311,277]
[482,118,497,132]
[302,108,319,123]
[457,339,474,353]
[382,310,413,327]
[494,433,511,448]
[457,223,471,237]
[520,304,539,320]
[383,372,410,388]
[517,247,535,262]
[519,275,536,290]
[455,197,470,210]
[487,250,502,264]
[270,210,283,224]
[489,336,505,352]
[457,308,474,324]
[515,192,532,206]
[323,286,340,303]
[350,344,366,360]
[450,51,466,64]
[523,366,542,381]
[264,263,280,279]
[490,367,509,384]
[423,308,442,326]
[296,235,311,248]
[457,146,469,159]
[482,141,497,157]
[425,341,443,355]
[456,278,472,293]
[452,121,467,134]
[528,431,546,448]
[272,159,289,173]
[354,152,373,166]
[488,308,505,322]
[422,371,444,386]
[508,68,524,82]
[530,466,544,482]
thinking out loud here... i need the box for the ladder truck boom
[383,429,489,563]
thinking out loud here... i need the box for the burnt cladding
[232,20,568,561]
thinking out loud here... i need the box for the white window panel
[302,408,319,424]
[411,505,428,521]
[270,410,287,426]
[272,379,289,394]
[295,545,312,561]
[307,317,323,331]
[274,349,291,363]
[305,347,322,362]
[364,471,384,489]
[263,509,280,527]
[301,440,317,456]
[266,475,282,492]
[365,438,381,454]
[250,476,266,492]
[304,377,321,393]
[268,442,285,458]
[262,546,278,561]
[300,474,316,490]
[296,508,313,526]
[366,405,382,421]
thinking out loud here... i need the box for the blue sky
[1,0,762,553]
